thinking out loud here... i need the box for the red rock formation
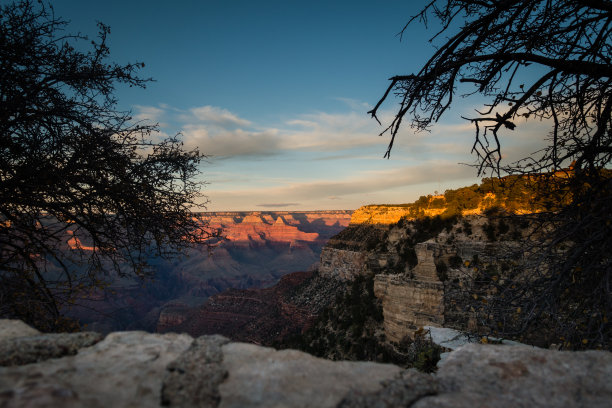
[203,211,352,248]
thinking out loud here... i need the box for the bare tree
[0,1,219,330]
[371,0,611,349]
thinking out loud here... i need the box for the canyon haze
[70,211,352,333]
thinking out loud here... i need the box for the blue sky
[50,0,546,211]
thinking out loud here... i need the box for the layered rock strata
[320,211,522,343]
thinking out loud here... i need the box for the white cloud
[182,126,282,157]
[189,106,252,128]
[205,161,477,210]
[133,105,165,123]
[143,101,556,211]
[334,97,371,111]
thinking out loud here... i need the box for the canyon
[158,181,543,357]
[70,211,352,332]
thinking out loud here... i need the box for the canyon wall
[374,243,445,343]
[70,210,352,332]
[203,210,352,248]
[320,206,525,343]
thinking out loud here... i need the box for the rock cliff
[317,207,528,345]
[1,319,610,408]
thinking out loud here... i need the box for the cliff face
[374,242,445,343]
[205,210,352,247]
[318,208,529,344]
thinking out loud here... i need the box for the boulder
[161,334,230,408]
[216,342,402,408]
[0,319,40,340]
[413,344,612,408]
[337,369,438,408]
[1,319,611,408]
[0,330,193,407]
[0,331,103,366]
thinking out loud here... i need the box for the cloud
[171,105,399,159]
[256,203,300,208]
[206,160,478,211]
[182,126,282,157]
[189,106,251,128]
[334,97,371,111]
[133,105,165,123]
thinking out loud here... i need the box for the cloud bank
[134,101,550,211]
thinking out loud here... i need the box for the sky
[49,0,547,211]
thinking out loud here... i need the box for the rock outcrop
[374,274,444,343]
[319,248,369,280]
[318,210,528,343]
[1,320,610,408]
[350,205,413,225]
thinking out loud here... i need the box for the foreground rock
[0,328,193,407]
[1,320,611,407]
[413,344,612,408]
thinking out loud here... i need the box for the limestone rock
[217,342,402,408]
[162,335,230,408]
[1,321,611,408]
[413,344,612,408]
[0,331,193,408]
[0,331,103,366]
[413,242,441,281]
[350,206,412,225]
[337,369,438,408]
[0,319,40,340]
[374,274,444,342]
[319,248,368,280]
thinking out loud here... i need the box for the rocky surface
[0,319,40,340]
[1,320,610,408]
[413,344,612,408]
[350,205,413,225]
[374,275,444,343]
[0,331,103,366]
[0,324,193,407]
[319,248,369,280]
[216,342,401,408]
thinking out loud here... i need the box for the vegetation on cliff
[368,0,611,352]
[279,274,442,372]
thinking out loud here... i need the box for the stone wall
[2,319,610,407]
